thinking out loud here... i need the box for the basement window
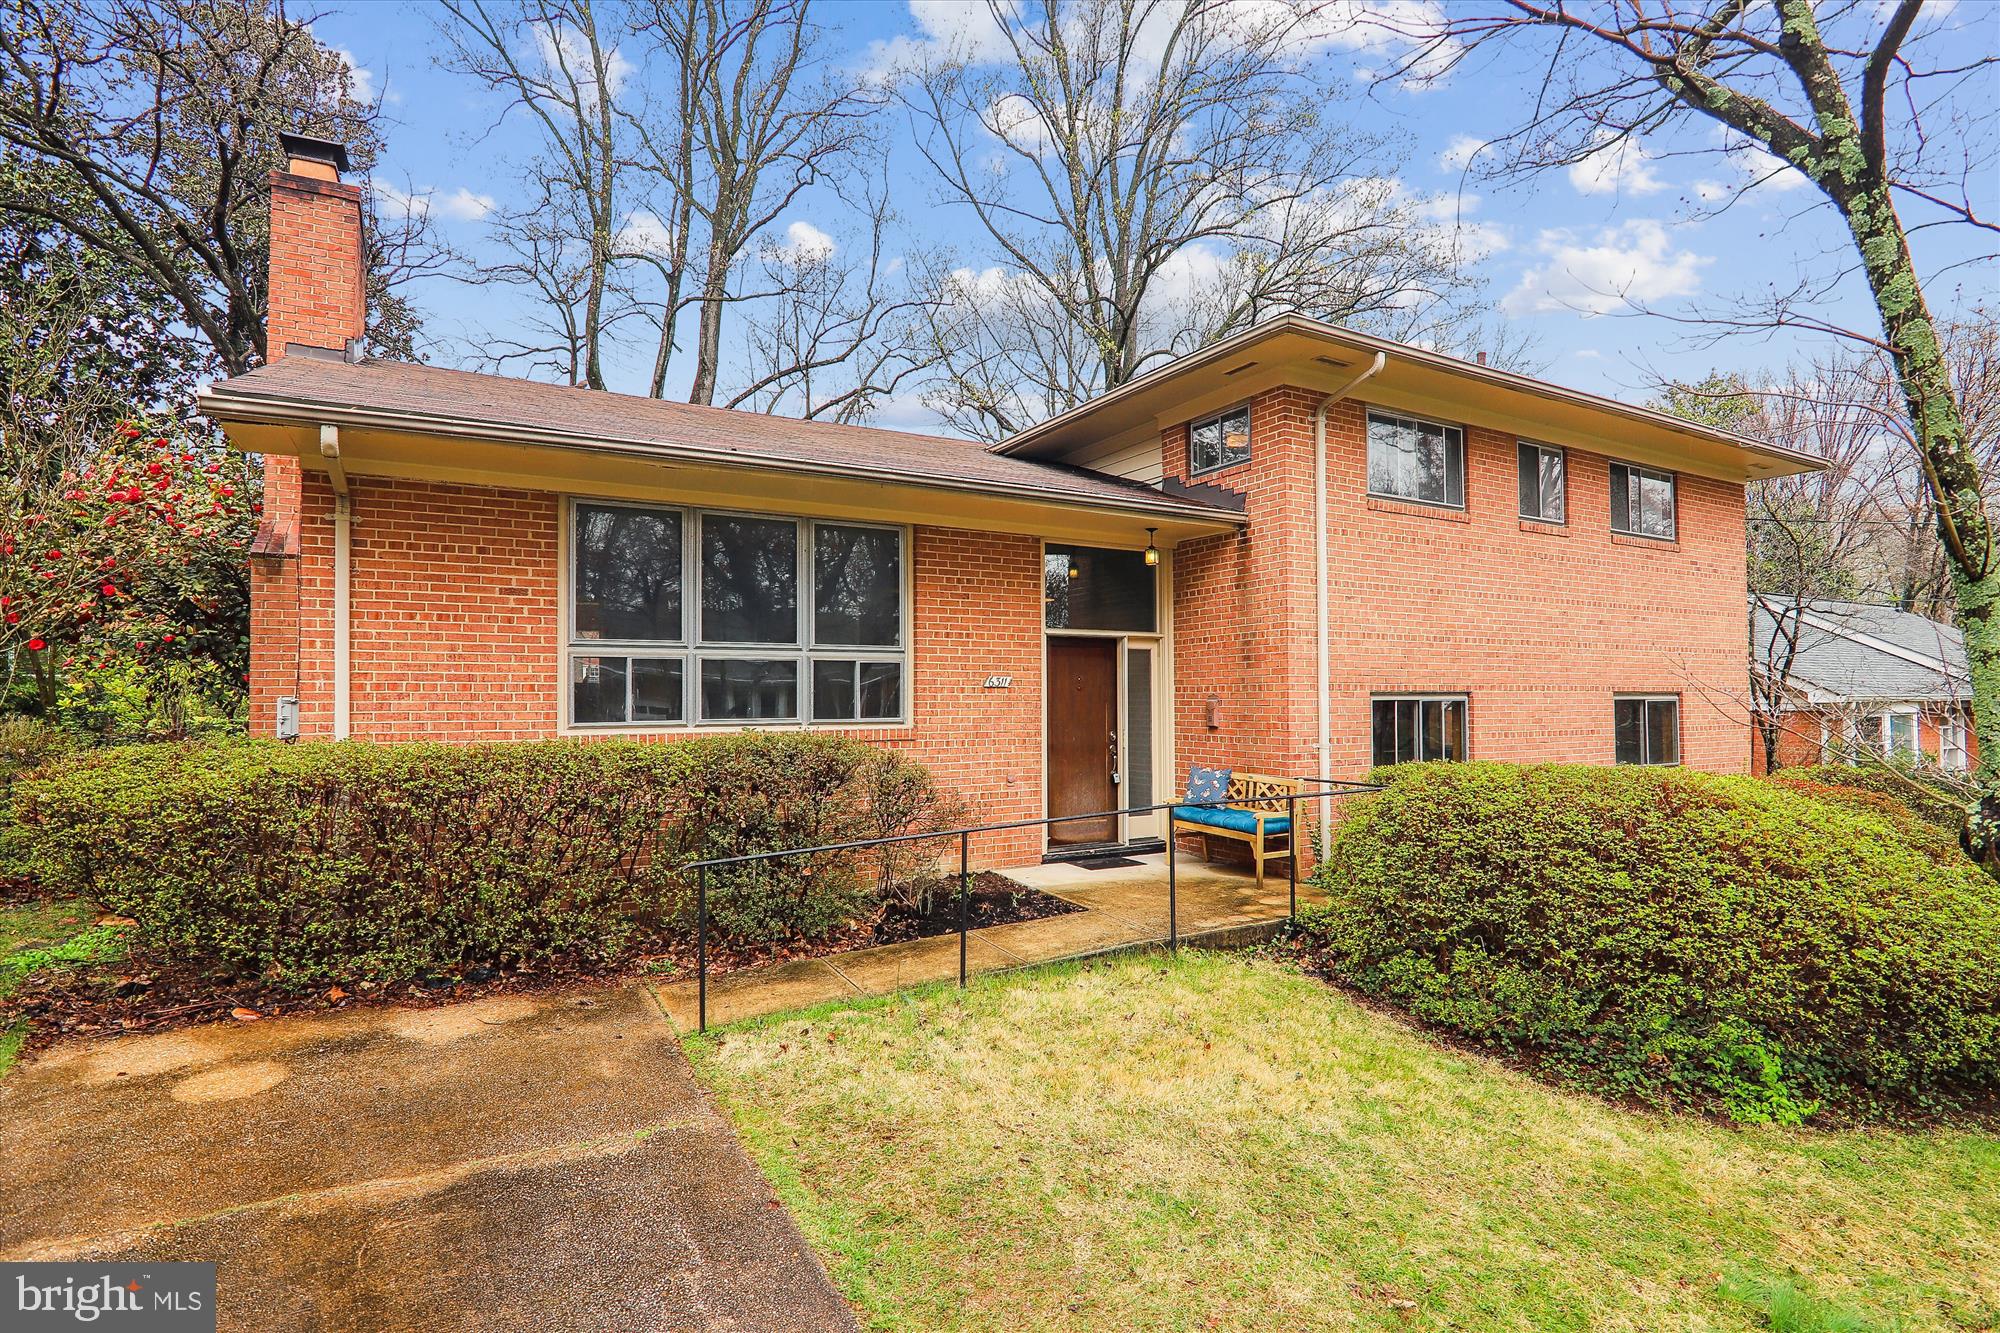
[1371,695,1469,766]
[1614,695,1680,765]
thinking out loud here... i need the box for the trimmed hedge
[14,734,960,986]
[1766,763,1970,842]
[1301,762,2000,1121]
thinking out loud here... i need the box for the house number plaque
[982,675,1013,689]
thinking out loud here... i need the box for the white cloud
[773,219,837,264]
[332,47,377,104]
[370,181,428,221]
[1567,130,1666,197]
[529,20,634,106]
[372,181,493,225]
[1437,134,1489,172]
[1573,347,1603,360]
[860,1,1016,82]
[1725,136,1811,194]
[1502,220,1711,317]
[616,211,678,258]
[439,187,495,222]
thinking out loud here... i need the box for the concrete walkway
[654,851,1319,1029]
[1,986,856,1333]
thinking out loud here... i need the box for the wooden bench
[1170,772,1304,890]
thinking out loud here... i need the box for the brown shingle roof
[200,356,1240,525]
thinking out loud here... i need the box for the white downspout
[1315,352,1386,830]
[320,424,352,741]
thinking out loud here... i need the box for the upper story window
[1367,410,1464,508]
[1610,461,1676,540]
[568,500,905,728]
[1517,441,1566,523]
[1189,406,1251,475]
[1613,695,1680,765]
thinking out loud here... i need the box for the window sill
[562,719,914,737]
[1611,532,1679,551]
[1518,518,1568,536]
[1189,459,1252,481]
[1366,496,1470,523]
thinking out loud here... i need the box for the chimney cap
[277,131,351,175]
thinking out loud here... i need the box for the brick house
[1750,597,1975,775]
[199,135,1820,865]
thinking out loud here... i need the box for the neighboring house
[198,135,1820,865]
[1750,597,1974,775]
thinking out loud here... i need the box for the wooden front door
[1047,637,1119,846]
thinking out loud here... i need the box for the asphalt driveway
[0,984,856,1333]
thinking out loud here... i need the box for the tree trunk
[1842,181,2000,841]
[689,264,727,406]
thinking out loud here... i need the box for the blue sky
[313,0,1998,435]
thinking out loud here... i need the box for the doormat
[1072,855,1143,870]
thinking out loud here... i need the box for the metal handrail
[683,779,1380,1030]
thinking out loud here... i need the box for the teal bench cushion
[1172,806,1290,836]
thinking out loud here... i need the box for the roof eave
[992,314,1826,479]
[198,383,1246,531]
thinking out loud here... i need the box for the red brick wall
[284,479,1047,863]
[1167,386,1753,796]
[248,167,367,738]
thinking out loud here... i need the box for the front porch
[652,852,1325,1030]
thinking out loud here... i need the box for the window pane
[1614,698,1644,764]
[573,505,681,642]
[1441,426,1464,506]
[858,661,902,720]
[1518,443,1540,518]
[1044,544,1156,632]
[702,515,798,644]
[1647,699,1680,765]
[1371,701,1396,767]
[1395,700,1418,765]
[1540,450,1565,522]
[1216,408,1250,468]
[1421,699,1444,760]
[572,655,628,725]
[811,659,855,721]
[1368,415,1418,498]
[1191,417,1220,472]
[700,658,799,720]
[1442,699,1466,760]
[1126,647,1154,805]
[1637,473,1675,538]
[631,658,685,723]
[814,525,901,646]
[1610,464,1632,533]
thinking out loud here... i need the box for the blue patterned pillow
[1185,764,1232,805]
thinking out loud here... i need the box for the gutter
[1314,352,1387,830]
[320,424,352,741]
[198,388,1246,532]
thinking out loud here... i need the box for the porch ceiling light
[1143,528,1159,567]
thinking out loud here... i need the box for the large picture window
[1371,695,1469,766]
[567,501,906,727]
[1368,411,1465,508]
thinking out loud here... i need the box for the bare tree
[1374,0,2000,845]
[729,175,941,423]
[630,0,879,405]
[0,0,433,374]
[436,0,630,389]
[899,0,1481,440]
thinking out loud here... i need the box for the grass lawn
[0,896,126,1076]
[688,952,1999,1333]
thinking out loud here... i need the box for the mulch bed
[0,873,1081,1060]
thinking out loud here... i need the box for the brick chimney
[267,132,366,359]
[249,132,365,739]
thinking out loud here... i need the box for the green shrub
[1767,762,1969,842]
[14,734,958,986]
[1301,762,2000,1119]
[0,718,77,883]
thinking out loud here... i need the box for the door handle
[1109,730,1120,784]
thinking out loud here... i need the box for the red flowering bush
[1,419,257,726]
